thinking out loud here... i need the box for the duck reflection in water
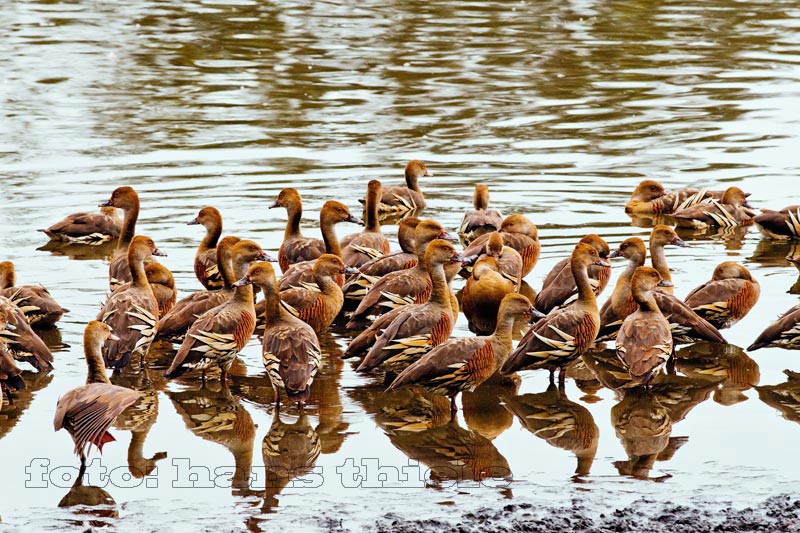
[0,370,53,441]
[502,383,599,477]
[756,370,800,424]
[676,343,760,406]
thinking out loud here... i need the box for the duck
[189,206,224,290]
[683,262,760,330]
[355,240,465,374]
[277,200,363,290]
[388,294,537,414]
[0,261,69,327]
[616,267,674,388]
[534,234,611,314]
[0,318,25,405]
[239,261,321,407]
[753,205,800,239]
[345,220,457,329]
[341,217,420,307]
[0,295,54,372]
[271,188,311,271]
[101,186,147,291]
[625,180,724,216]
[374,160,431,214]
[672,186,754,229]
[462,214,540,278]
[501,242,609,385]
[164,240,268,382]
[54,321,140,482]
[463,231,523,288]
[110,262,176,319]
[39,206,122,244]
[748,304,800,351]
[271,255,357,335]
[340,180,391,268]
[458,184,503,245]
[462,256,516,335]
[649,225,687,294]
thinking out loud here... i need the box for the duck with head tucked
[462,254,517,336]
[340,180,391,268]
[753,205,800,240]
[188,206,224,290]
[0,261,69,328]
[672,186,754,229]
[625,179,728,216]
[459,184,503,245]
[462,214,540,279]
[748,304,800,352]
[39,205,122,244]
[684,262,759,330]
[373,160,432,214]
[0,296,53,372]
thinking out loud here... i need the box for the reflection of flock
[2,165,800,515]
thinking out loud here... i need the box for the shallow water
[1,0,800,530]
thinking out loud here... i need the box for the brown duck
[672,186,754,228]
[616,267,674,388]
[0,261,69,327]
[648,225,687,294]
[341,180,391,267]
[374,160,431,213]
[101,186,147,291]
[164,240,267,381]
[388,294,537,414]
[462,256,516,335]
[502,243,608,385]
[40,206,122,244]
[0,296,53,372]
[462,214,540,278]
[355,240,464,374]
[462,231,523,288]
[748,304,800,351]
[54,321,140,482]
[625,180,724,216]
[535,234,611,314]
[111,262,176,319]
[458,184,503,245]
[684,262,759,330]
[753,205,800,239]
[98,235,164,370]
[189,206,224,290]
[0,317,25,404]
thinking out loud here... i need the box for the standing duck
[649,225,687,294]
[458,184,503,245]
[0,261,69,327]
[748,304,800,351]
[462,232,523,288]
[375,160,431,214]
[98,236,164,371]
[40,206,122,244]
[616,267,674,388]
[271,188,311,271]
[502,243,609,385]
[535,234,611,314]
[239,262,320,407]
[189,206,224,290]
[0,317,25,405]
[54,321,140,481]
[684,262,760,330]
[388,294,537,414]
[277,200,363,290]
[672,186,754,229]
[624,180,728,216]
[462,214,540,278]
[110,262,176,319]
[341,180,391,268]
[164,240,268,381]
[355,240,464,374]
[753,205,800,239]
[101,186,146,291]
[462,256,516,335]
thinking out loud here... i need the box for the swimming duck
[672,186,754,229]
[625,180,724,216]
[462,256,516,335]
[462,214,540,278]
[388,294,537,414]
[54,321,140,482]
[164,240,268,381]
[39,206,122,244]
[341,180,391,268]
[684,262,759,330]
[110,262,176,319]
[458,184,503,245]
[649,225,687,294]
[189,206,224,290]
[97,236,164,371]
[748,303,800,351]
[753,205,800,240]
[374,160,431,214]
[0,261,69,327]
[534,234,611,314]
[239,262,321,407]
[502,243,608,385]
[101,186,147,291]
[0,296,54,372]
[616,267,674,388]
[355,239,464,374]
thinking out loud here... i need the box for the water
[1,0,800,530]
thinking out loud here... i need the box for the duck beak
[269,200,281,209]
[528,306,547,323]
[672,237,688,247]
[595,259,611,267]
[439,230,458,243]
[425,169,434,177]
[608,249,622,259]
[187,217,200,225]
[460,254,479,267]
[108,333,121,342]
[99,199,113,208]
[658,280,673,288]
[257,251,276,262]
[450,254,466,264]
[232,276,253,288]
[152,247,167,257]
[343,266,359,275]
[346,214,365,226]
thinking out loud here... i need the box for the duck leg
[76,452,87,488]
[272,387,280,408]
[449,394,458,417]
[548,369,556,386]
[666,346,676,376]
[557,366,566,388]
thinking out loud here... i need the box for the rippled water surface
[2,0,800,530]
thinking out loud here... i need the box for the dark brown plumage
[341,180,391,267]
[0,319,25,404]
[0,295,54,372]
[0,261,69,327]
[462,214,540,278]
[189,206,224,290]
[748,304,800,351]
[462,256,516,335]
[684,262,759,330]
[754,205,800,239]
[39,206,122,244]
[624,179,725,216]
[101,186,146,291]
[673,186,754,228]
[375,160,431,213]
[648,225,687,293]
[458,184,503,245]
[111,262,176,319]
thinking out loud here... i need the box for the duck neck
[398,227,415,254]
[427,262,450,306]
[650,244,672,284]
[0,267,14,289]
[320,216,342,257]
[364,190,381,233]
[474,190,489,210]
[260,285,283,325]
[129,250,149,289]
[232,259,255,304]
[315,272,340,297]
[633,287,660,313]
[85,340,111,385]
[218,250,236,289]
[491,312,516,351]
[573,261,596,304]
[621,255,645,286]
[284,202,302,241]
[200,221,221,253]
[406,172,420,192]
[118,199,140,251]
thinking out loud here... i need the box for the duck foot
[548,369,556,386]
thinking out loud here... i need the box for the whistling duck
[388,294,537,414]
[535,234,611,314]
[0,261,69,327]
[110,262,176,319]
[463,231,523,288]
[241,261,321,407]
[164,240,269,381]
[625,179,725,216]
[345,220,456,329]
[0,318,25,405]
[189,206,224,290]
[54,321,140,483]
[275,255,357,335]
[97,235,164,370]
[341,180,391,268]
[611,388,673,480]
[101,186,147,291]
[374,160,431,213]
[672,186,753,228]
[684,262,759,330]
[462,256,516,335]
[277,200,363,290]
[502,242,609,385]
[459,184,503,245]
[0,295,54,372]
[157,236,242,343]
[649,225,687,294]
[355,239,464,374]
[756,370,800,423]
[748,304,800,351]
[462,214,540,278]
[753,205,800,239]
[616,267,674,388]
[40,206,122,244]
[342,217,420,307]
[271,188,310,271]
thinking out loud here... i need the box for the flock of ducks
[1,163,798,486]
